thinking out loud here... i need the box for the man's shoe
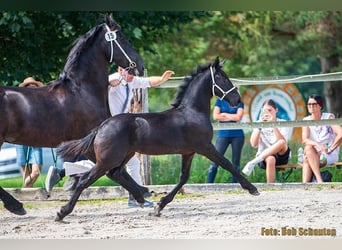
[242,161,256,176]
[45,166,61,193]
[142,199,154,207]
[143,191,152,198]
[63,176,79,191]
[128,199,154,208]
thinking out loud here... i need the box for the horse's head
[211,57,240,106]
[104,14,144,76]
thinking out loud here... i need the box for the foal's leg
[106,167,147,204]
[55,165,106,222]
[0,187,26,215]
[198,143,259,195]
[154,153,195,217]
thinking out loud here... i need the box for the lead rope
[23,147,32,187]
[39,148,57,189]
[51,148,58,168]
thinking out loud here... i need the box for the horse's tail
[57,129,97,161]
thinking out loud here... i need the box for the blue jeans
[207,136,244,183]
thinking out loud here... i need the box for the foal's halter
[210,66,236,100]
[104,24,137,70]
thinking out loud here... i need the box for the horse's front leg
[55,167,105,222]
[0,187,26,215]
[199,144,260,196]
[154,153,194,217]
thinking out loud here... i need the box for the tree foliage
[1,11,341,115]
[0,11,206,85]
[141,11,342,115]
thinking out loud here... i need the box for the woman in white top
[242,99,291,183]
[302,94,342,183]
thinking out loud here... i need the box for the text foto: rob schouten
[261,226,336,236]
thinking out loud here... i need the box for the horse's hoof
[55,219,69,224]
[4,204,26,216]
[11,207,27,216]
[153,205,161,217]
[250,189,260,196]
[55,212,66,222]
[14,207,27,216]
[147,206,158,216]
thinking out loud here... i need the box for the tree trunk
[320,55,342,117]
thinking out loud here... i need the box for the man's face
[120,68,135,83]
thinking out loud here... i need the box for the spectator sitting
[301,94,342,183]
[242,99,291,183]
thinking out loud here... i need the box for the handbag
[311,170,332,182]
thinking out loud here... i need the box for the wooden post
[130,70,152,185]
[141,87,152,185]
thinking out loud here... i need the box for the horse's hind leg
[56,167,105,222]
[198,144,259,196]
[154,153,195,217]
[0,187,26,215]
[106,167,147,204]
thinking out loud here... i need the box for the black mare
[56,57,260,221]
[0,14,144,215]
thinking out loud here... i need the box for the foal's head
[210,57,240,107]
[171,57,240,108]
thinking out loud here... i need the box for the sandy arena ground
[0,183,341,239]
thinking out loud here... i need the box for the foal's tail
[57,129,97,161]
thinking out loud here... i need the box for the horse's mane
[171,61,212,108]
[46,24,104,91]
[61,24,103,78]
[46,15,119,91]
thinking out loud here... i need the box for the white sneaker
[45,166,61,193]
[242,161,256,176]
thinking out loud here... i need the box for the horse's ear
[104,13,112,24]
[213,56,220,68]
[219,59,225,67]
[105,13,121,30]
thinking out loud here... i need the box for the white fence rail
[213,118,342,130]
[159,71,342,88]
[157,71,342,129]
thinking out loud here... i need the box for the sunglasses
[307,103,319,107]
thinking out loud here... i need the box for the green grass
[0,174,118,188]
[1,137,341,188]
